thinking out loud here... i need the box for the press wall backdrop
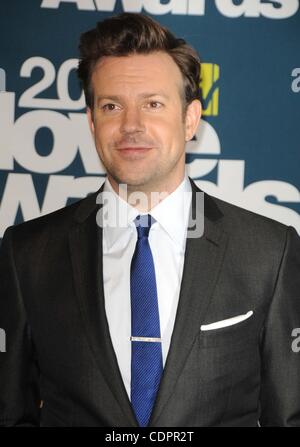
[0,0,299,238]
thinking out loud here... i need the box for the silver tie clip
[130,336,162,343]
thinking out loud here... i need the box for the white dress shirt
[102,173,192,400]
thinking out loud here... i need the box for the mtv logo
[0,68,6,92]
[200,63,220,116]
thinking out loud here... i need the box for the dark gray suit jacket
[0,178,299,427]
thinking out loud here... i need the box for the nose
[120,106,145,135]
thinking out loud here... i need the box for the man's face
[87,51,201,193]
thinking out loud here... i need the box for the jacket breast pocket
[198,310,263,350]
[196,309,264,415]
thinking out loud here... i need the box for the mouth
[116,147,153,157]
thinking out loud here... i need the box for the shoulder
[1,189,100,251]
[209,192,288,235]
[203,190,299,261]
[188,177,290,240]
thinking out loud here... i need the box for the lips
[117,146,152,151]
[116,146,152,157]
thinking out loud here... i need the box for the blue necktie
[130,214,163,427]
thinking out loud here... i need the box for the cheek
[94,121,116,146]
[162,124,185,150]
[149,116,185,144]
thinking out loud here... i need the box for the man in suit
[0,13,300,427]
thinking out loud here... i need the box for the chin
[111,171,156,189]
[120,178,149,189]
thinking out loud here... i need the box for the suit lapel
[68,186,139,427]
[149,179,228,426]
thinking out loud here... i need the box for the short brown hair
[77,13,201,109]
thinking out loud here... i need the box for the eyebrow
[96,92,170,105]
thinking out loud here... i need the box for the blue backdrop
[0,0,299,238]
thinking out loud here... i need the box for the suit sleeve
[259,225,300,426]
[0,227,41,426]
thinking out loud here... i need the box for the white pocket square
[200,311,253,331]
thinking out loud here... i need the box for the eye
[101,103,121,112]
[147,101,163,109]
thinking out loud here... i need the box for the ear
[184,99,202,142]
[86,107,95,136]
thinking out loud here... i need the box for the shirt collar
[102,173,192,251]
[102,179,138,251]
[150,174,192,249]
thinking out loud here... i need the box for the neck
[108,174,186,212]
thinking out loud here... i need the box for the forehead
[91,52,184,95]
